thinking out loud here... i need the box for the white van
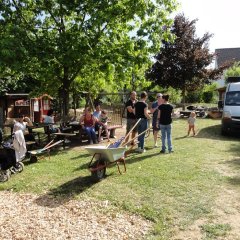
[221,82,240,135]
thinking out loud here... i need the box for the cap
[157,93,162,97]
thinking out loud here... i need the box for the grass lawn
[1,118,240,239]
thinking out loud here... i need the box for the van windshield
[225,91,240,106]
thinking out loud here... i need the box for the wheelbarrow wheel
[91,160,106,182]
[30,155,38,163]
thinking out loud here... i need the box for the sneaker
[160,150,166,153]
[154,144,158,148]
[169,150,174,153]
[136,148,146,153]
[65,139,71,144]
[135,147,142,153]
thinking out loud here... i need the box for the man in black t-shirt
[125,91,137,144]
[157,94,174,153]
[134,91,151,153]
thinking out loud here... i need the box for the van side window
[225,92,240,105]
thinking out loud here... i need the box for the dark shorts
[126,118,137,133]
[152,118,160,131]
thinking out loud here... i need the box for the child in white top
[188,111,196,136]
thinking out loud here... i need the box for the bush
[186,91,202,103]
[202,91,214,103]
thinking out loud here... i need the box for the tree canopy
[0,0,178,115]
[146,14,227,105]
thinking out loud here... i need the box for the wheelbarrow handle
[120,118,141,146]
[42,140,64,151]
[42,139,54,150]
[121,127,151,147]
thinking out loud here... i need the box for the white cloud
[176,0,240,51]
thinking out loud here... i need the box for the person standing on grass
[157,94,174,153]
[134,91,151,153]
[125,91,137,144]
[187,111,196,136]
[150,93,163,148]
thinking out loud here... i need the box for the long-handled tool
[120,118,141,146]
[121,127,151,147]
[28,140,64,163]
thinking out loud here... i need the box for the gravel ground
[0,191,152,240]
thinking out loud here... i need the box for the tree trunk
[58,80,70,118]
[63,88,69,117]
[182,86,186,110]
[59,87,69,117]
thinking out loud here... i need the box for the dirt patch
[172,158,240,240]
[0,191,152,240]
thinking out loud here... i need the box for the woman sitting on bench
[79,107,97,144]
[43,109,61,133]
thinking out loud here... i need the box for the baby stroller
[0,129,25,182]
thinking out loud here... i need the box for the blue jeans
[84,126,97,142]
[137,118,148,149]
[160,124,172,152]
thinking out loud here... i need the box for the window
[225,91,240,106]
[43,99,50,110]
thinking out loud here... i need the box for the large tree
[146,14,227,107]
[0,0,177,116]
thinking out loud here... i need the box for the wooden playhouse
[0,93,53,126]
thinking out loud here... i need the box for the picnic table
[68,121,122,142]
[3,123,42,146]
[180,109,206,118]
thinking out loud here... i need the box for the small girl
[187,111,196,136]
[98,110,110,142]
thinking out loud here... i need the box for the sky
[176,0,240,52]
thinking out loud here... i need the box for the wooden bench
[180,111,191,117]
[78,125,122,143]
[180,110,206,118]
[42,124,52,142]
[107,125,123,138]
[26,141,36,150]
